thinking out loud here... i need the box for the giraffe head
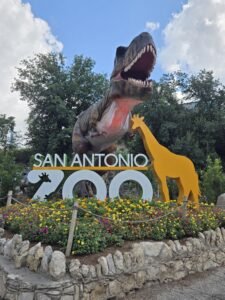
[131,114,145,131]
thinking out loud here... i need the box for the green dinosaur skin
[72,32,156,155]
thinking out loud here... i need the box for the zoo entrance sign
[28,152,153,201]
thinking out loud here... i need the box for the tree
[12,53,109,155]
[0,151,22,199]
[176,70,225,168]
[201,157,225,203]
[129,70,225,171]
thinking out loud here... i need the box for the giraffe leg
[159,177,170,202]
[176,178,185,205]
[189,190,199,209]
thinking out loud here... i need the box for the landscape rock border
[1,227,225,299]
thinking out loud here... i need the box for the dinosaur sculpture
[72,32,156,155]
[131,115,200,208]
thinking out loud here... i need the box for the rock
[4,235,22,258]
[89,283,106,300]
[135,270,146,287]
[217,193,225,207]
[215,228,223,246]
[174,240,182,252]
[210,230,217,246]
[203,230,211,246]
[17,240,30,256]
[130,244,145,268]
[146,265,160,281]
[221,228,225,241]
[63,285,75,295]
[203,259,219,270]
[69,259,81,279]
[216,251,225,263]
[26,242,44,271]
[81,264,89,277]
[159,243,173,259]
[166,240,177,252]
[98,256,109,276]
[169,260,184,272]
[14,240,30,268]
[49,251,66,280]
[185,240,193,253]
[36,294,51,300]
[161,261,186,282]
[18,292,34,300]
[113,250,124,272]
[108,280,122,297]
[0,271,6,298]
[15,253,28,268]
[82,293,90,300]
[0,238,6,255]
[0,228,4,237]
[4,293,17,300]
[95,263,102,278]
[119,275,137,293]
[184,260,193,272]
[89,265,96,278]
[140,241,164,257]
[106,253,116,274]
[61,296,74,300]
[41,246,53,272]
[187,238,202,251]
[3,239,13,258]
[123,252,132,271]
[198,232,205,242]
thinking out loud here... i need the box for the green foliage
[201,157,225,203]
[12,53,109,155]
[0,151,22,199]
[129,70,225,171]
[2,198,225,255]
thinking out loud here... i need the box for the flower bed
[1,198,225,255]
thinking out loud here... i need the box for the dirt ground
[127,267,225,300]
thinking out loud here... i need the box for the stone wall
[1,227,225,299]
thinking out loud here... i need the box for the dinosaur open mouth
[119,44,156,88]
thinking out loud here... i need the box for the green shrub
[0,151,22,200]
[201,157,225,203]
[2,199,225,256]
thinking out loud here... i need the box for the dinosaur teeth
[124,43,156,73]
[128,78,152,88]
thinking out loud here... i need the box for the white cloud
[160,0,225,83]
[145,21,160,32]
[0,0,63,136]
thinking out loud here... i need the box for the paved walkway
[127,267,225,300]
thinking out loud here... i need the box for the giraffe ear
[140,116,144,121]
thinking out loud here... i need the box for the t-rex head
[109,32,156,100]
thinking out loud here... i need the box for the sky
[1,0,225,134]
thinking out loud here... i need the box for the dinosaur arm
[72,94,110,153]
[79,93,110,134]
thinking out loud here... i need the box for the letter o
[108,170,153,202]
[62,170,107,201]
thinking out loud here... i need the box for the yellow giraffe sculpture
[131,114,200,208]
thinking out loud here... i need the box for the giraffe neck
[137,122,160,161]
